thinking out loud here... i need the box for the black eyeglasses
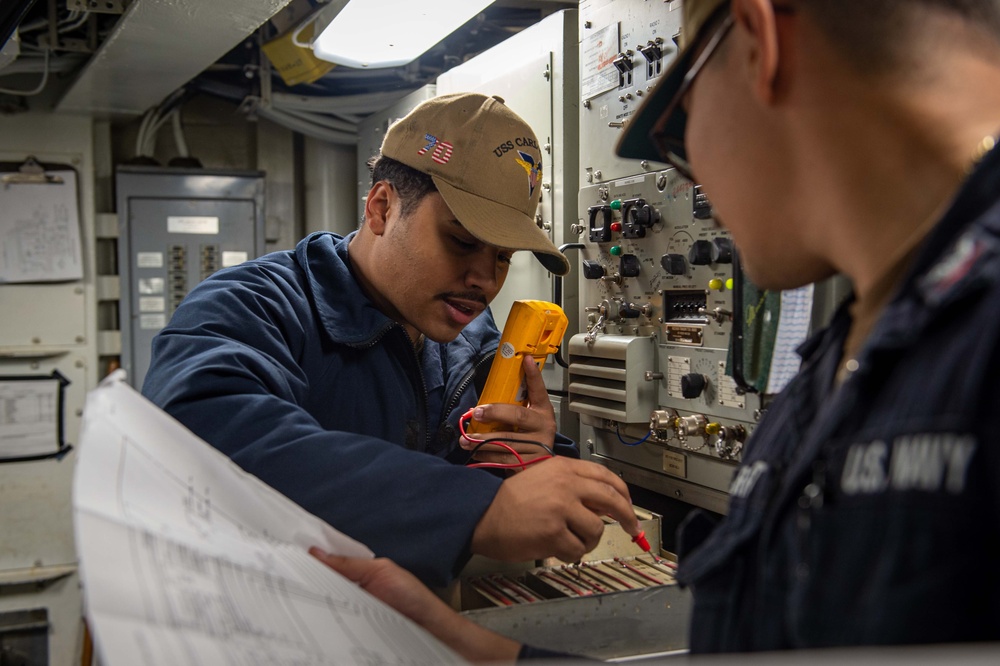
[650,11,735,183]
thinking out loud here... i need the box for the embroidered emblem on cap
[514,151,542,198]
[417,133,454,165]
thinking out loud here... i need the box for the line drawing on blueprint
[74,371,465,666]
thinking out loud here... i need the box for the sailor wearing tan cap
[143,92,642,592]
[313,0,1000,660]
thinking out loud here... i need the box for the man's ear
[363,181,393,235]
[733,0,784,105]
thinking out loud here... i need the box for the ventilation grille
[568,334,656,424]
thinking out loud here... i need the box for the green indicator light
[610,199,623,210]
[725,278,735,290]
[610,245,623,256]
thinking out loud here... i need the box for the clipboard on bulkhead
[0,156,84,283]
[0,370,73,463]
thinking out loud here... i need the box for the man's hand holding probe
[461,355,643,563]
[472,455,641,563]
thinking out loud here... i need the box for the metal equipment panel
[116,167,265,390]
[572,0,849,520]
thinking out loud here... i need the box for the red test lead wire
[459,407,552,471]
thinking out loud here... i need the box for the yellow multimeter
[466,300,568,434]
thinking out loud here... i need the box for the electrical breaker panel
[116,166,265,390]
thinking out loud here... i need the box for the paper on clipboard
[0,167,84,283]
[0,375,62,460]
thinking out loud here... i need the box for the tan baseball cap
[616,0,729,162]
[381,92,570,276]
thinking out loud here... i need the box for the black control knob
[582,259,606,280]
[693,186,713,220]
[619,253,641,278]
[661,253,686,276]
[618,302,641,319]
[629,203,659,227]
[711,237,733,264]
[681,373,707,399]
[688,240,713,266]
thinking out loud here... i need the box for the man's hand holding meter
[459,355,557,468]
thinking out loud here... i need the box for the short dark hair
[367,155,437,218]
[802,0,1000,75]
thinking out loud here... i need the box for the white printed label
[222,251,248,267]
[140,314,167,330]
[138,278,164,295]
[717,363,745,408]
[581,23,620,100]
[139,297,165,313]
[616,174,645,187]
[500,342,516,359]
[663,450,687,478]
[167,216,219,235]
[136,252,163,268]
[667,355,691,399]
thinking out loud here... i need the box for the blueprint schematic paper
[73,371,466,666]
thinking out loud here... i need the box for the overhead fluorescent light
[310,0,496,69]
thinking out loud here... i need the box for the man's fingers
[309,548,359,578]
[471,403,538,431]
[521,355,554,412]
[537,459,641,536]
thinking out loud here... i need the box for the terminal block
[663,290,708,324]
